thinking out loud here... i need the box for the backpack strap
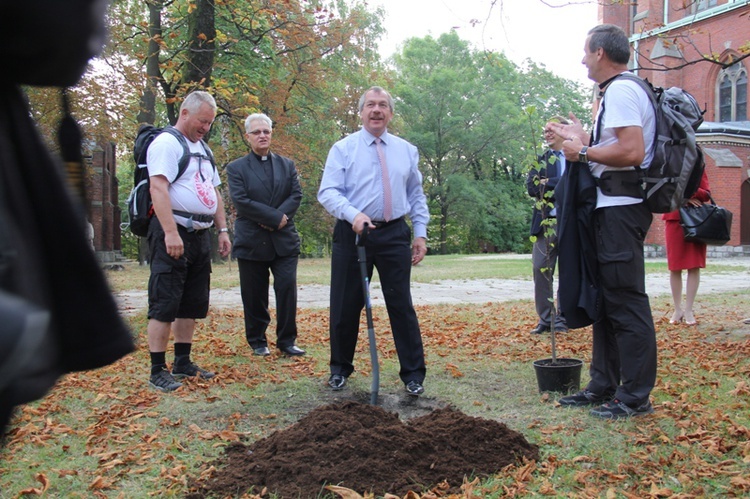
[593,73,653,200]
[597,73,660,152]
[200,140,216,169]
[160,126,192,182]
[594,72,658,145]
[160,126,216,183]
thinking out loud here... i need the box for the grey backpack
[598,73,705,213]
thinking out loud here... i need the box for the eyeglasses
[249,129,272,136]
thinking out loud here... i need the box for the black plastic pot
[532,358,583,393]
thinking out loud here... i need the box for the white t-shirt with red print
[146,131,220,230]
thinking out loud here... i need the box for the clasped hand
[548,113,590,163]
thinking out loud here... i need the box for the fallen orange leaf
[324,484,364,498]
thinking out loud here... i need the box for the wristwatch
[578,146,589,163]
[218,227,229,233]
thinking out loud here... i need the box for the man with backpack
[145,91,231,392]
[550,24,657,419]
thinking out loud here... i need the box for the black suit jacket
[526,149,564,236]
[227,152,302,261]
[555,160,600,329]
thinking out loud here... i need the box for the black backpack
[597,73,705,213]
[126,125,215,237]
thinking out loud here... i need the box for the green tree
[392,33,485,254]
[95,0,386,258]
[23,1,599,259]
[392,32,589,254]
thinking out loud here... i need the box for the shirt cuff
[413,225,427,240]
[343,206,360,224]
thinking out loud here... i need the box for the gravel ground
[115,256,750,315]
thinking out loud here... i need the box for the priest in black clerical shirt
[226,113,305,357]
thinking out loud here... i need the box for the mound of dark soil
[187,400,539,498]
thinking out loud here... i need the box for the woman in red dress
[662,171,711,325]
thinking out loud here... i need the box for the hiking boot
[558,389,612,407]
[590,399,654,420]
[172,361,215,380]
[149,369,183,392]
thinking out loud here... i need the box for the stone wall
[645,243,750,259]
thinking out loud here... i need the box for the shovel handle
[356,222,369,247]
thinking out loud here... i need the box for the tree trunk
[439,203,449,255]
[183,0,215,88]
[137,0,164,125]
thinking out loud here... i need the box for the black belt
[173,210,214,233]
[176,224,210,234]
[369,217,404,228]
[173,210,214,223]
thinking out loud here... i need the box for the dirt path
[115,257,750,315]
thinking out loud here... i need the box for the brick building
[601,0,750,256]
[86,140,122,262]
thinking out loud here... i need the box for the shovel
[356,223,379,405]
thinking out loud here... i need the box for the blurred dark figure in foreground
[0,0,134,436]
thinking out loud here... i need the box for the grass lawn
[104,254,545,291]
[1,254,748,497]
[105,253,743,291]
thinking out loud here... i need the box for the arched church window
[716,62,748,122]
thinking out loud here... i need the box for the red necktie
[375,137,392,222]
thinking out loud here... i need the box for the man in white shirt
[146,91,231,392]
[551,24,657,419]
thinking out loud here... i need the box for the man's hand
[278,214,288,230]
[411,237,427,266]
[352,212,373,235]
[218,232,231,258]
[549,113,590,163]
[164,231,184,260]
[258,213,286,232]
[549,113,587,141]
[559,136,584,162]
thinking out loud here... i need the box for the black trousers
[587,203,657,406]
[329,219,425,384]
[531,224,566,329]
[237,255,298,350]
